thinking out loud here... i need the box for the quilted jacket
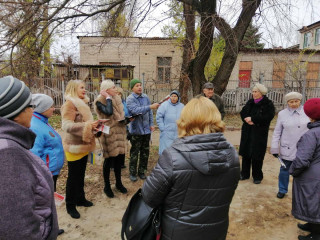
[142,132,240,240]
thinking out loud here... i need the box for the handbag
[121,188,161,240]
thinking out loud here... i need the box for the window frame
[304,32,311,48]
[157,57,172,83]
[315,28,320,46]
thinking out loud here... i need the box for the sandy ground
[55,130,306,240]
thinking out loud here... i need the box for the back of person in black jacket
[239,83,275,184]
[142,96,240,240]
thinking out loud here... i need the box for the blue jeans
[278,159,293,194]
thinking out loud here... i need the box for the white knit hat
[32,94,54,114]
[252,83,268,95]
[100,80,115,91]
[284,92,302,103]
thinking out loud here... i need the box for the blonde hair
[65,80,85,98]
[100,80,115,91]
[177,96,225,137]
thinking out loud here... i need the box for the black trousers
[53,175,59,192]
[241,155,264,181]
[103,154,124,188]
[66,155,88,206]
[129,134,150,176]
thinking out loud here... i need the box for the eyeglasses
[28,105,35,109]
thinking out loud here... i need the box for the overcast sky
[51,0,320,62]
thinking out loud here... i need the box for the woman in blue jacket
[156,90,184,155]
[30,94,65,192]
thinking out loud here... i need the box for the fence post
[236,89,240,112]
[302,78,306,104]
[61,77,65,103]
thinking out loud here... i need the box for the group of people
[0,74,320,240]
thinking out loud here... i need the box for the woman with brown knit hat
[290,98,320,240]
[61,80,103,219]
[94,80,128,198]
[239,83,275,184]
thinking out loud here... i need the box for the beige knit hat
[252,83,268,95]
[284,92,302,102]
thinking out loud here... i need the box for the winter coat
[199,93,225,119]
[122,99,129,117]
[270,106,309,160]
[0,117,58,240]
[94,95,126,158]
[30,112,65,175]
[142,133,240,240]
[156,99,184,154]
[290,121,320,223]
[61,96,96,154]
[126,92,153,135]
[239,96,275,159]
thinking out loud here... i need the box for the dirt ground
[55,129,306,240]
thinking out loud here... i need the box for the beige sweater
[94,94,126,158]
[61,96,96,154]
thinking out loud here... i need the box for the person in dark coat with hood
[0,76,59,239]
[290,98,320,240]
[239,83,275,184]
[142,96,240,240]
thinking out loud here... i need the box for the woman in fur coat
[94,80,128,198]
[61,80,102,219]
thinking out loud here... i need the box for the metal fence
[28,78,320,113]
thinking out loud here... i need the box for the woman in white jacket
[270,92,309,199]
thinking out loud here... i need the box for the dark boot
[298,233,320,240]
[115,156,127,194]
[104,185,114,198]
[66,204,80,219]
[103,158,114,198]
[298,223,312,232]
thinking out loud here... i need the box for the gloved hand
[273,154,279,158]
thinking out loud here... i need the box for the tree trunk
[213,0,262,95]
[179,3,195,104]
[188,0,216,96]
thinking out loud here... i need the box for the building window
[315,28,320,45]
[304,32,311,48]
[157,57,172,83]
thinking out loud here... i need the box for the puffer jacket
[156,99,184,154]
[0,117,58,239]
[30,112,65,175]
[290,121,320,223]
[142,133,240,240]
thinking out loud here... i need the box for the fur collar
[65,96,93,121]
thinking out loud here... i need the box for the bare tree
[0,0,127,81]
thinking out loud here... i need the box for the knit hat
[130,79,142,89]
[32,94,54,114]
[252,83,268,95]
[304,98,320,120]
[170,90,180,99]
[0,75,32,119]
[100,80,115,91]
[203,82,214,89]
[284,92,302,103]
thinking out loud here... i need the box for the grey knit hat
[0,76,32,119]
[32,94,54,114]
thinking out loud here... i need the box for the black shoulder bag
[121,188,161,240]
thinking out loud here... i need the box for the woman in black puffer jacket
[142,96,240,240]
